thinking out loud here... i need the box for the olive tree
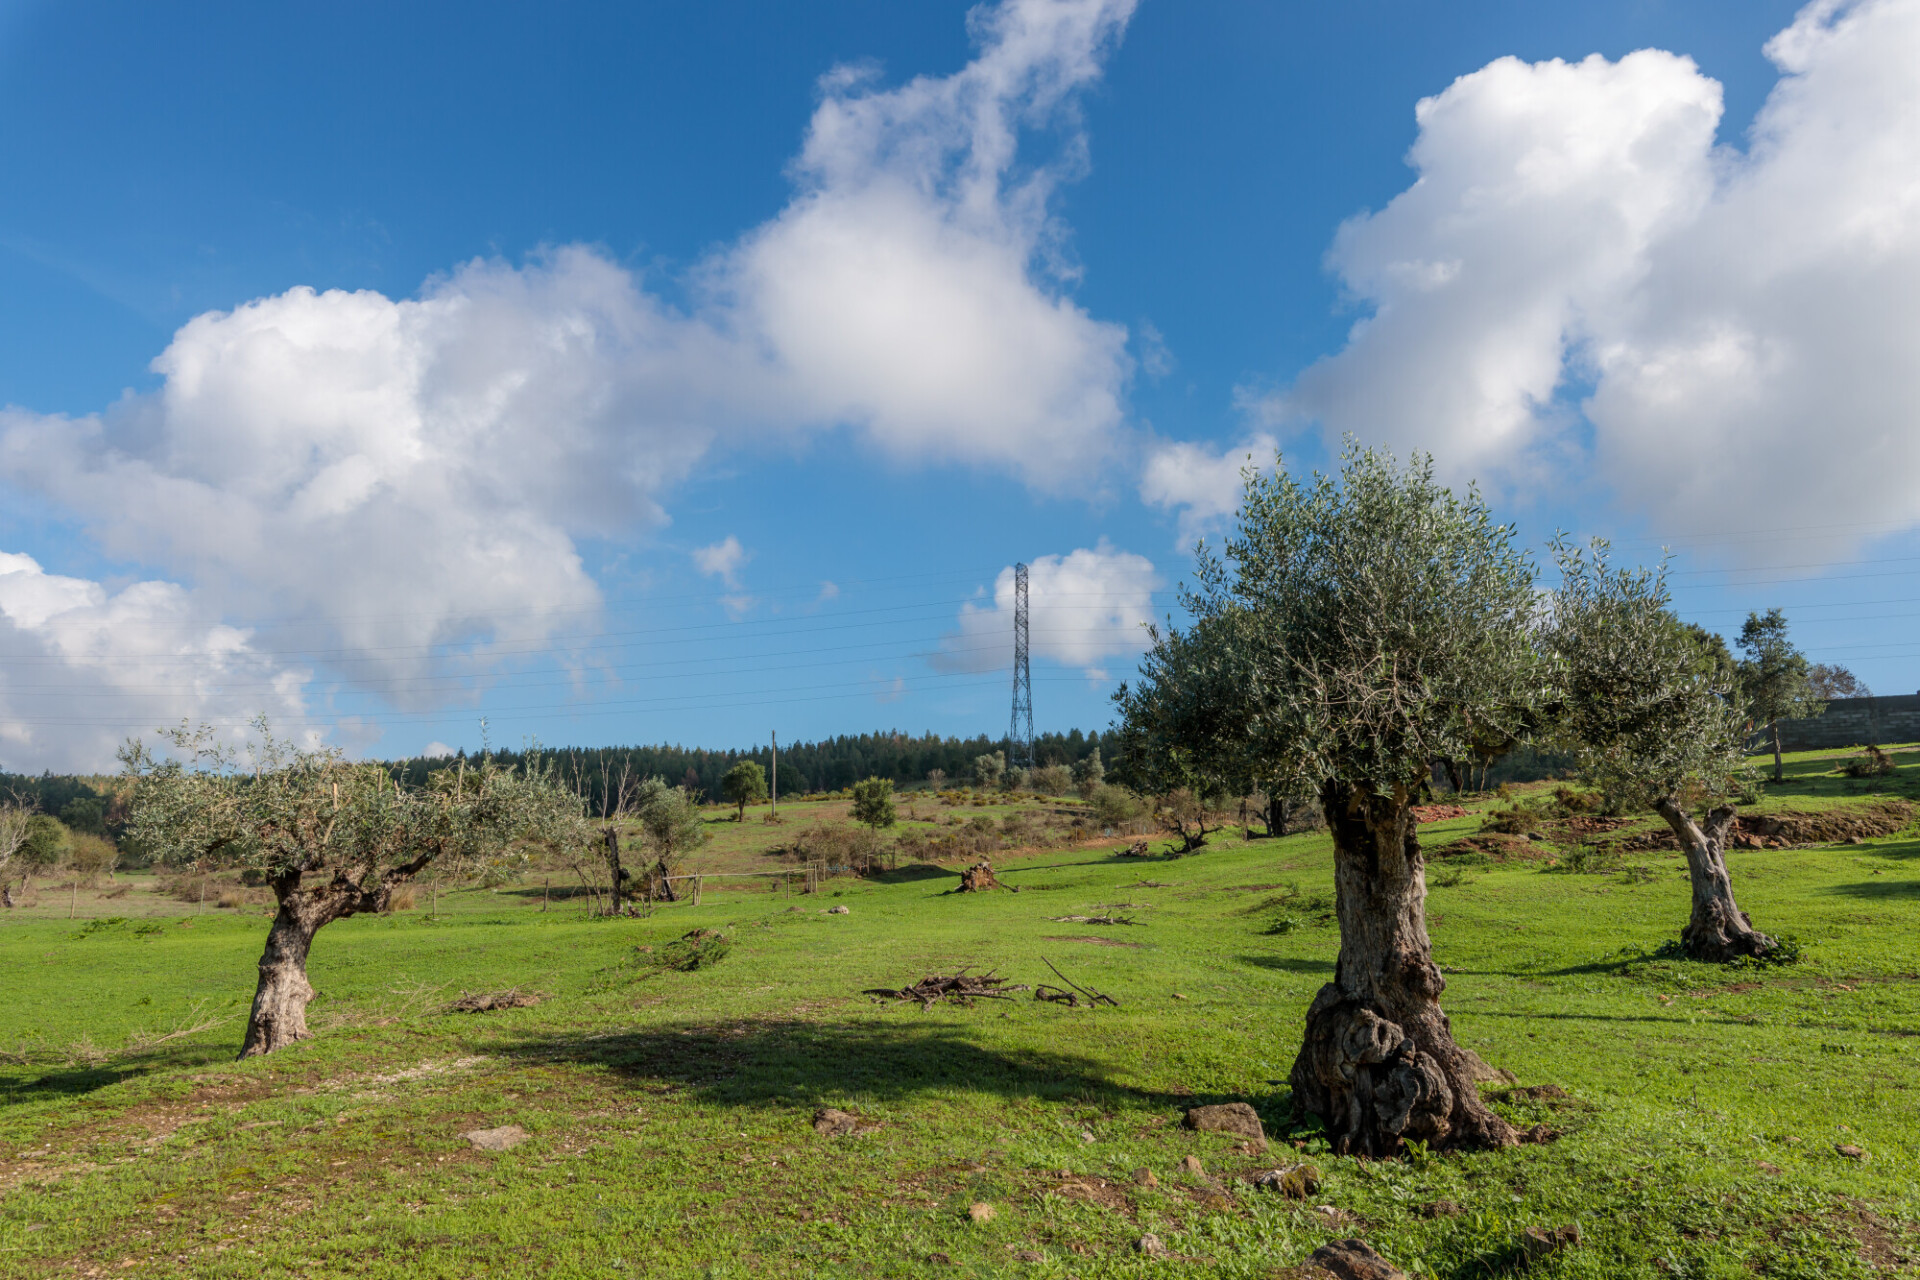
[721,760,768,822]
[1184,446,1544,1154]
[1737,608,1824,782]
[0,798,32,895]
[632,777,709,899]
[850,776,897,832]
[1113,609,1316,849]
[1545,538,1777,961]
[121,723,583,1057]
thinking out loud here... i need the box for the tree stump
[958,860,1000,892]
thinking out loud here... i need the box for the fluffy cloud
[937,542,1160,676]
[1139,434,1276,544]
[1260,0,1920,560]
[692,536,750,589]
[0,552,314,772]
[0,0,1140,730]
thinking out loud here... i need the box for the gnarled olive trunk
[240,859,428,1059]
[1289,781,1516,1156]
[1655,798,1776,962]
[603,826,626,915]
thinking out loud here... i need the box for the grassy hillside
[0,749,1914,1276]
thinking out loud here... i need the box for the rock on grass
[461,1124,530,1152]
[1183,1102,1267,1149]
[1308,1238,1409,1279]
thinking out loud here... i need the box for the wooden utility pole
[770,731,778,820]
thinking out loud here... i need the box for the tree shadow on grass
[0,1042,233,1107]
[1824,879,1920,899]
[499,1017,1248,1115]
[1238,956,1334,975]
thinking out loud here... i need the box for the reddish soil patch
[1412,805,1470,823]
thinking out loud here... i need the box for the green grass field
[0,751,1916,1277]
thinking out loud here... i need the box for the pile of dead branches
[863,969,1030,1010]
[1047,914,1138,926]
[448,989,544,1013]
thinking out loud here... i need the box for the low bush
[1843,746,1896,777]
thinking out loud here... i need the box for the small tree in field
[1114,609,1317,850]
[17,816,69,890]
[633,777,709,896]
[1737,608,1823,782]
[1545,538,1777,961]
[850,777,897,833]
[721,760,768,822]
[122,723,583,1057]
[973,752,1005,790]
[1070,748,1104,799]
[1182,445,1544,1154]
[925,768,947,791]
[0,798,32,896]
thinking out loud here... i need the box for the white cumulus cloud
[0,551,314,772]
[1259,0,1920,560]
[0,0,1141,733]
[692,536,750,589]
[936,542,1160,676]
[1139,434,1277,544]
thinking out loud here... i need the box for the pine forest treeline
[387,729,1110,812]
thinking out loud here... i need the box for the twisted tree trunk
[1289,781,1516,1156]
[603,826,626,915]
[1655,798,1776,962]
[240,858,430,1058]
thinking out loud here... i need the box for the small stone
[1848,835,1865,845]
[1251,1163,1321,1198]
[1835,1143,1866,1160]
[827,905,850,914]
[1521,1225,1582,1262]
[812,1107,865,1136]
[1308,1238,1410,1280]
[460,1124,530,1152]
[1419,1199,1464,1218]
[1080,1129,1096,1143]
[1131,1167,1158,1188]
[1178,1155,1206,1175]
[1170,992,1188,1000]
[1135,1233,1167,1258]
[1755,1161,1783,1176]
[968,1202,997,1224]
[1182,1102,1268,1149]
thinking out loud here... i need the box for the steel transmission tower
[1007,562,1033,768]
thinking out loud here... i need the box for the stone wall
[1764,695,1920,752]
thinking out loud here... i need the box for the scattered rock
[1756,1161,1783,1176]
[1178,1155,1206,1176]
[826,905,850,914]
[968,1202,997,1224]
[460,1124,530,1152]
[1131,1167,1159,1188]
[1521,1225,1581,1262]
[1836,1143,1867,1161]
[1080,1129,1096,1143]
[1135,1233,1167,1258]
[448,990,543,1013]
[1183,1102,1267,1149]
[1309,1238,1409,1280]
[1314,1205,1354,1227]
[1251,1163,1321,1198]
[1419,1199,1464,1218]
[812,1107,876,1136]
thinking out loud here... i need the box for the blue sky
[1,0,1915,770]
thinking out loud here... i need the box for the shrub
[387,886,418,912]
[67,834,119,886]
[1481,805,1540,835]
[1030,765,1072,796]
[1843,746,1895,778]
[1089,785,1143,829]
[850,777,897,831]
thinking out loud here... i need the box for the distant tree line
[383,729,1111,815]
